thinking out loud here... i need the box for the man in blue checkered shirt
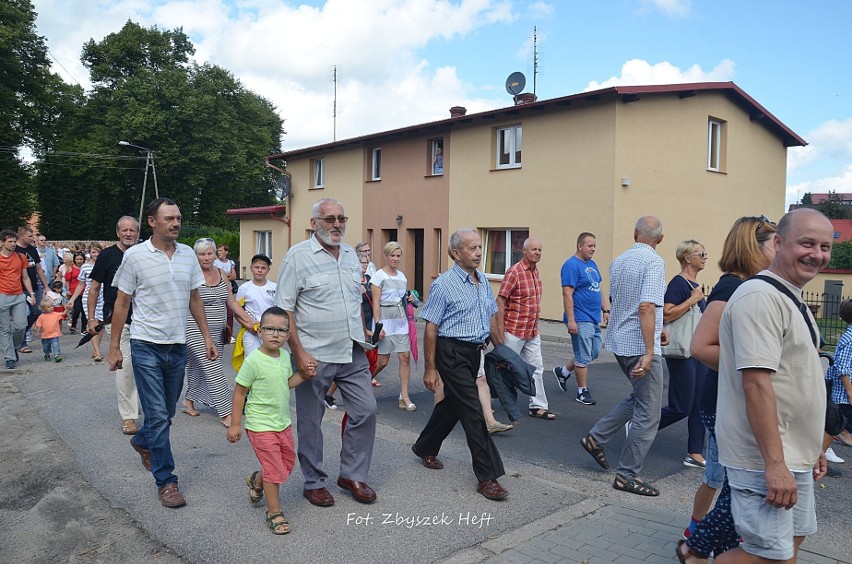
[580,216,669,497]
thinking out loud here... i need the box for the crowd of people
[1,198,849,558]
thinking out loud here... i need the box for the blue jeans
[41,337,60,356]
[130,339,187,488]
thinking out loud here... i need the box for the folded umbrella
[75,315,109,348]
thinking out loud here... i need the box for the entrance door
[411,229,424,297]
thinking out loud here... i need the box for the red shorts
[246,427,296,485]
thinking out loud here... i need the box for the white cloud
[528,1,554,19]
[787,118,852,174]
[642,0,691,18]
[787,164,852,202]
[584,58,735,91]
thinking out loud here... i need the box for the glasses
[691,251,709,259]
[261,326,290,336]
[314,215,348,224]
[756,215,776,231]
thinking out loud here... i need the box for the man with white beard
[276,198,378,507]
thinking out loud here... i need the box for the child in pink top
[34,298,66,362]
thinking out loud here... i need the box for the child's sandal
[266,511,290,534]
[245,471,263,505]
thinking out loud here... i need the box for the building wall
[236,216,290,280]
[362,134,450,297]
[611,91,790,306]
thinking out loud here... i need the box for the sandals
[580,434,609,469]
[675,539,706,563]
[17,346,32,354]
[121,419,138,435]
[181,400,200,416]
[529,408,556,420]
[246,471,264,505]
[371,379,382,387]
[266,510,290,535]
[613,473,659,496]
[398,396,416,411]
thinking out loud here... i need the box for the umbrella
[75,315,109,348]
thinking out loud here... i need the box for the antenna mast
[333,65,338,142]
[532,26,538,97]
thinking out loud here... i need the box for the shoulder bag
[661,275,702,359]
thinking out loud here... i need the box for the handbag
[661,276,702,359]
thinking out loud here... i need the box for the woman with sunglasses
[658,240,708,469]
[677,217,777,563]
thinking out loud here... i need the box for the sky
[31,0,852,209]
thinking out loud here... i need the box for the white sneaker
[624,420,632,437]
[826,447,845,463]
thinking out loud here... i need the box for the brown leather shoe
[158,483,186,508]
[411,444,444,470]
[336,477,377,504]
[121,419,138,435]
[130,437,151,471]
[303,487,335,507]
[477,479,508,500]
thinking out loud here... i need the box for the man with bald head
[496,237,552,419]
[714,209,831,563]
[581,216,668,496]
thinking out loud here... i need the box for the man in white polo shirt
[108,197,218,508]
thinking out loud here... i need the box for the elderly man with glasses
[276,198,378,507]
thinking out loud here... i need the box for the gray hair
[355,242,370,253]
[448,228,477,256]
[193,238,216,255]
[116,215,140,231]
[635,216,663,240]
[312,198,343,218]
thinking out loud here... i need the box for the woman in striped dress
[80,243,104,360]
[182,238,252,426]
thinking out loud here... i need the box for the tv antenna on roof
[505,71,526,96]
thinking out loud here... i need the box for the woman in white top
[371,242,416,411]
[214,244,237,337]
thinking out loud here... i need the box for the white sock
[578,387,586,394]
[560,366,570,377]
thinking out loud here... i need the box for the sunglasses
[691,251,709,259]
[756,214,776,231]
[315,215,348,224]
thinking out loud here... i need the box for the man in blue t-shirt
[553,232,609,405]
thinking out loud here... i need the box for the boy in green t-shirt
[227,306,305,535]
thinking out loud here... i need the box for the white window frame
[483,228,529,277]
[496,125,522,169]
[371,147,381,180]
[255,231,272,257]
[431,138,444,175]
[707,119,722,171]
[313,158,325,188]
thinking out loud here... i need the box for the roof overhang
[225,205,286,217]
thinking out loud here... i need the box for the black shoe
[324,395,337,410]
[5,360,15,369]
[552,367,571,392]
[827,464,842,478]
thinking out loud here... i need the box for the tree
[0,0,64,228]
[801,192,812,205]
[34,21,283,239]
[818,190,849,220]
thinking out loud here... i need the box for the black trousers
[414,337,504,482]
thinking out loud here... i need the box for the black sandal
[528,408,556,420]
[613,473,659,496]
[245,471,263,505]
[580,434,609,469]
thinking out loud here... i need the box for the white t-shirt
[236,280,277,321]
[369,268,409,336]
[214,258,234,274]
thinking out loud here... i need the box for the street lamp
[118,141,159,229]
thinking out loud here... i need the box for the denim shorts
[702,431,725,489]
[727,468,817,561]
[570,322,601,366]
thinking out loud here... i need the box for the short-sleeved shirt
[717,270,826,472]
[498,258,541,339]
[213,258,234,274]
[560,255,603,324]
[113,239,204,344]
[420,264,498,344]
[275,236,365,364]
[369,268,409,336]
[90,244,132,324]
[35,312,64,339]
[236,280,277,321]
[0,252,27,296]
[15,244,40,290]
[605,242,666,357]
[235,348,295,432]
[38,247,60,285]
[827,326,852,406]
[664,275,707,312]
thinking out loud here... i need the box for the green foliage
[818,190,849,219]
[177,225,240,260]
[800,192,812,205]
[827,240,852,270]
[33,21,283,240]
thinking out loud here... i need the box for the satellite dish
[505,72,526,95]
[274,175,291,200]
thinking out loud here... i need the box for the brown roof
[268,81,806,161]
[225,205,286,216]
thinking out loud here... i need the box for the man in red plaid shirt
[496,238,554,420]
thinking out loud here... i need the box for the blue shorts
[727,468,817,561]
[703,431,725,489]
[570,322,601,367]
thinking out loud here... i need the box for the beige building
[232,82,805,320]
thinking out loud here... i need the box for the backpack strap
[752,275,818,348]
